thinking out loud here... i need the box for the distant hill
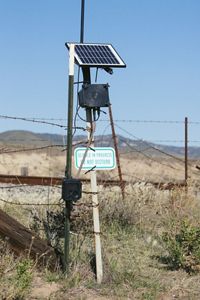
[1,130,200,158]
[0,130,66,146]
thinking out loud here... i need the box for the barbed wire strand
[8,116,200,125]
[114,123,185,163]
[0,140,87,155]
[0,185,60,189]
[0,197,61,206]
[0,144,63,154]
[99,119,200,125]
[2,114,200,127]
[113,127,183,171]
[123,140,180,170]
[0,114,86,132]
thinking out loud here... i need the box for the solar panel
[66,43,126,68]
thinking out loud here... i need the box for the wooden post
[0,208,58,269]
[86,108,103,284]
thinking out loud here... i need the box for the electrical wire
[76,121,94,178]
[77,106,88,122]
[73,66,82,138]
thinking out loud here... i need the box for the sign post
[82,108,103,284]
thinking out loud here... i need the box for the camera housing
[78,83,110,108]
[62,178,82,202]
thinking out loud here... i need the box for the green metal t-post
[64,43,75,273]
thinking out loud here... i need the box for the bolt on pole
[64,43,75,272]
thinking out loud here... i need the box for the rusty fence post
[108,104,125,199]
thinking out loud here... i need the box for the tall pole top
[79,0,91,83]
[80,0,85,43]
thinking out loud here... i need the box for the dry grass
[1,149,198,182]
[1,148,200,298]
[1,181,200,299]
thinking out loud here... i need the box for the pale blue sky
[0,0,200,145]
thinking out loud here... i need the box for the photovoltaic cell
[66,43,126,68]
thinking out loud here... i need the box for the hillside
[0,130,200,158]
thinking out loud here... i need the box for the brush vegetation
[1,183,200,299]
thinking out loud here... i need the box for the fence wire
[1,114,200,186]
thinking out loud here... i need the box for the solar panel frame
[66,43,126,68]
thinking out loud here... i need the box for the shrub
[162,219,200,273]
[15,258,33,290]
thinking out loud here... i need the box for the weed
[162,219,200,273]
[45,268,62,283]
[15,258,33,291]
[0,245,34,299]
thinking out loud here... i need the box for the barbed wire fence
[1,114,200,202]
[1,113,200,260]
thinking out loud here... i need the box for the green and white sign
[74,147,116,170]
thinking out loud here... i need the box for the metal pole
[65,45,75,178]
[64,44,75,272]
[80,0,91,84]
[80,0,85,43]
[86,108,103,284]
[185,117,188,186]
[80,0,103,282]
[109,104,125,199]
